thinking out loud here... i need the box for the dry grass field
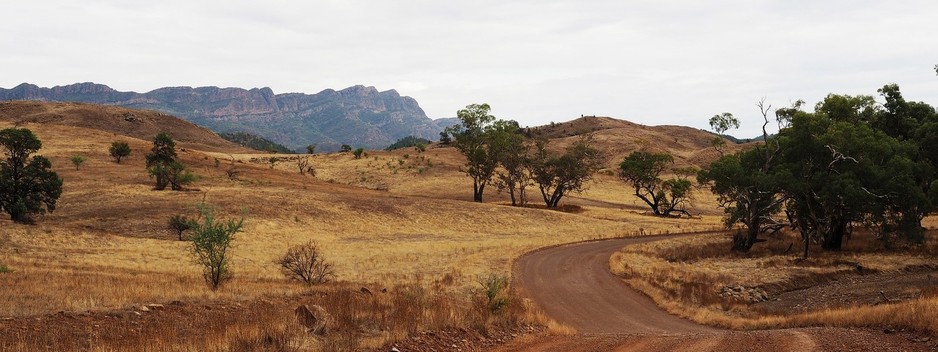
[4,101,933,350]
[0,102,726,350]
[610,230,938,334]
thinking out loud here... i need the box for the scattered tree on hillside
[306,144,316,154]
[276,241,335,285]
[491,120,530,206]
[169,214,194,241]
[189,203,243,290]
[0,128,63,223]
[530,136,605,208]
[296,157,314,175]
[619,151,693,216]
[146,133,177,190]
[109,142,131,163]
[438,130,452,145]
[148,161,198,191]
[446,103,501,202]
[386,136,431,151]
[708,112,739,155]
[353,148,365,159]
[340,144,352,153]
[70,155,85,170]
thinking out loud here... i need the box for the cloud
[2,0,937,138]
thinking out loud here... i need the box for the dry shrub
[3,278,535,352]
[276,241,335,285]
[610,230,938,334]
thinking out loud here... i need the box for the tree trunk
[507,181,517,206]
[473,180,485,202]
[731,225,760,252]
[822,220,847,251]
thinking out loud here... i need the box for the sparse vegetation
[306,144,316,154]
[353,147,365,159]
[340,144,352,153]
[0,128,63,223]
[70,155,85,170]
[276,241,335,285]
[109,141,131,163]
[169,214,194,241]
[189,204,244,290]
[479,273,510,313]
[610,231,938,334]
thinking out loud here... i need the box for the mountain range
[0,82,458,152]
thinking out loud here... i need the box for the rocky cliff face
[0,82,452,151]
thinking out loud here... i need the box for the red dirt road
[500,235,932,351]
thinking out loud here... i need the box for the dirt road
[499,235,931,351]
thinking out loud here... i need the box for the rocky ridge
[0,82,456,151]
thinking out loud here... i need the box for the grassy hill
[0,101,728,349]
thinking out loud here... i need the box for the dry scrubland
[611,230,938,334]
[0,107,726,350]
[6,102,933,350]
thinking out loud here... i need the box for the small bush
[109,142,131,163]
[353,148,365,159]
[70,155,86,170]
[479,273,510,313]
[169,214,194,241]
[277,241,335,285]
[0,264,11,274]
[189,204,244,290]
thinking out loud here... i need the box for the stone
[146,304,165,310]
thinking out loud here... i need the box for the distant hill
[0,82,456,152]
[0,101,247,153]
[525,115,753,169]
[218,131,294,154]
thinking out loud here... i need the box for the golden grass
[610,230,938,334]
[2,280,544,352]
[0,120,729,317]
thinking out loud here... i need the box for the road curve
[513,234,717,335]
[505,235,932,352]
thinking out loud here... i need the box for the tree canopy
[0,128,63,223]
[619,151,693,216]
[698,85,938,255]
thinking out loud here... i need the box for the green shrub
[70,155,86,170]
[479,273,510,313]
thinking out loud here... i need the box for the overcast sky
[2,1,937,138]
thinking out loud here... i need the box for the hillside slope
[0,82,454,151]
[527,115,750,169]
[0,101,249,153]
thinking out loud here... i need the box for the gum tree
[0,128,63,223]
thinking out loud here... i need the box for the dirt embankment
[504,235,935,351]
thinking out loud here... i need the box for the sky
[2,1,937,138]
